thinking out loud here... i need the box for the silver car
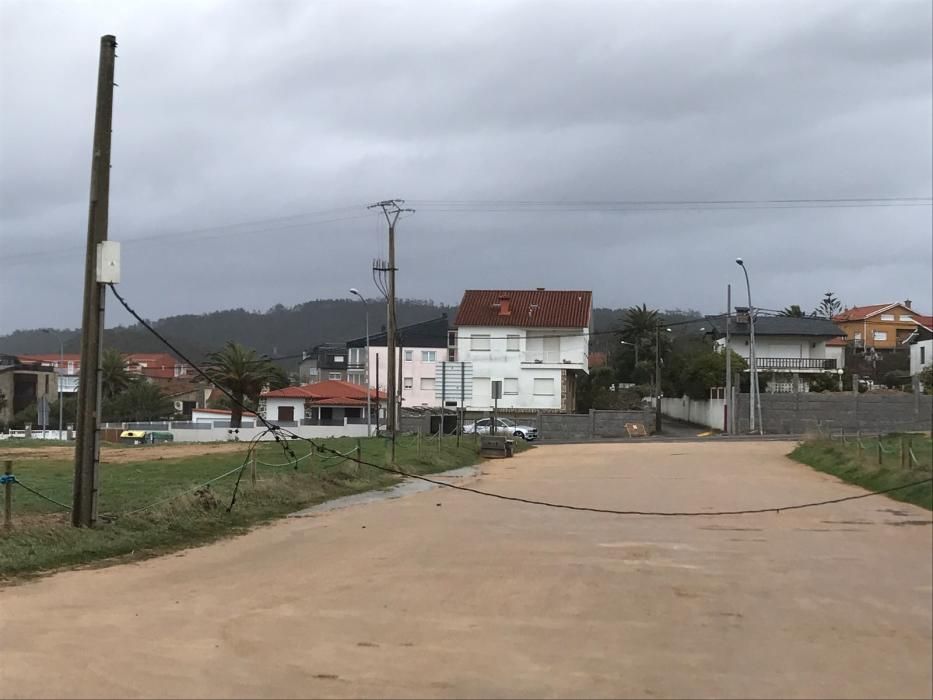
[464,417,537,441]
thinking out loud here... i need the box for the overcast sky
[1,0,931,335]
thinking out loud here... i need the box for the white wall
[719,336,844,369]
[911,340,932,376]
[264,397,306,421]
[169,423,369,443]
[366,346,443,408]
[660,396,726,431]
[456,325,588,411]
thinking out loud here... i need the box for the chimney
[497,294,511,316]
[536,287,545,291]
[905,299,912,309]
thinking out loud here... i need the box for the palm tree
[204,342,278,427]
[101,348,132,399]
[779,305,805,318]
[620,304,661,365]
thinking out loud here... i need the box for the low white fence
[170,423,370,443]
[659,397,726,431]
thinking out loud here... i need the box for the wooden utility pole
[73,35,117,528]
[368,200,413,458]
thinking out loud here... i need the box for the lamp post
[349,288,371,437]
[42,329,65,440]
[736,258,763,435]
[655,326,672,434]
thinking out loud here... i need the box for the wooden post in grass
[900,437,906,469]
[907,439,913,470]
[417,427,422,457]
[250,452,257,487]
[877,441,882,466]
[3,460,12,529]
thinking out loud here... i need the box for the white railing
[522,351,586,365]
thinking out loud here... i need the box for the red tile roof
[193,407,258,417]
[826,337,848,347]
[914,315,933,330]
[832,303,928,322]
[454,289,592,328]
[18,352,191,380]
[262,380,385,403]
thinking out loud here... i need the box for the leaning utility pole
[368,200,413,455]
[73,35,117,527]
[725,284,732,434]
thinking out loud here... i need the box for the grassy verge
[790,434,932,511]
[1,434,520,580]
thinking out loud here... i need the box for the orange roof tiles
[454,289,592,328]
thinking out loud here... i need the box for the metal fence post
[4,460,13,529]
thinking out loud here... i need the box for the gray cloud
[1,0,930,335]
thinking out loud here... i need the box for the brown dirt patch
[0,441,249,463]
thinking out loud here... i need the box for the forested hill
[0,299,702,366]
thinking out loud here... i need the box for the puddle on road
[289,466,479,518]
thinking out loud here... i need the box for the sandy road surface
[2,442,931,699]
[0,441,249,463]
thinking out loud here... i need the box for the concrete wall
[537,410,655,441]
[660,397,726,431]
[910,340,931,377]
[734,391,933,434]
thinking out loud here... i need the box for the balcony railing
[522,351,586,365]
[756,357,837,371]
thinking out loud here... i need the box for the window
[533,378,555,396]
[404,350,413,361]
[504,378,519,395]
[873,331,887,341]
[900,315,914,322]
[880,314,895,321]
[329,371,342,380]
[421,350,437,362]
[334,355,345,363]
[921,346,926,365]
[420,377,435,391]
[403,377,413,389]
[348,347,365,365]
[471,334,491,351]
[277,406,294,421]
[506,335,520,352]
[854,332,862,341]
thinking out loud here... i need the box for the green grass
[791,434,932,511]
[1,433,513,580]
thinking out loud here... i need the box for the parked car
[119,430,175,445]
[463,417,537,441]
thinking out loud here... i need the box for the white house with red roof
[453,289,592,413]
[20,352,194,394]
[260,380,385,426]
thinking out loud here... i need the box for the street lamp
[736,258,763,435]
[42,329,65,440]
[349,288,371,437]
[655,327,672,433]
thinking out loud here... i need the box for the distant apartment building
[346,316,450,409]
[20,352,194,394]
[0,354,58,424]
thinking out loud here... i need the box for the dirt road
[2,442,931,699]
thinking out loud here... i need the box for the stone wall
[538,410,656,441]
[735,392,932,434]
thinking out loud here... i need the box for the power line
[409,196,932,207]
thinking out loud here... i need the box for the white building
[905,316,932,382]
[454,289,591,412]
[346,316,450,409]
[714,311,847,392]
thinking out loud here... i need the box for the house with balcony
[454,289,592,413]
[298,344,350,384]
[832,300,927,351]
[346,315,450,409]
[711,310,847,392]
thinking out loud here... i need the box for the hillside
[0,299,702,369]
